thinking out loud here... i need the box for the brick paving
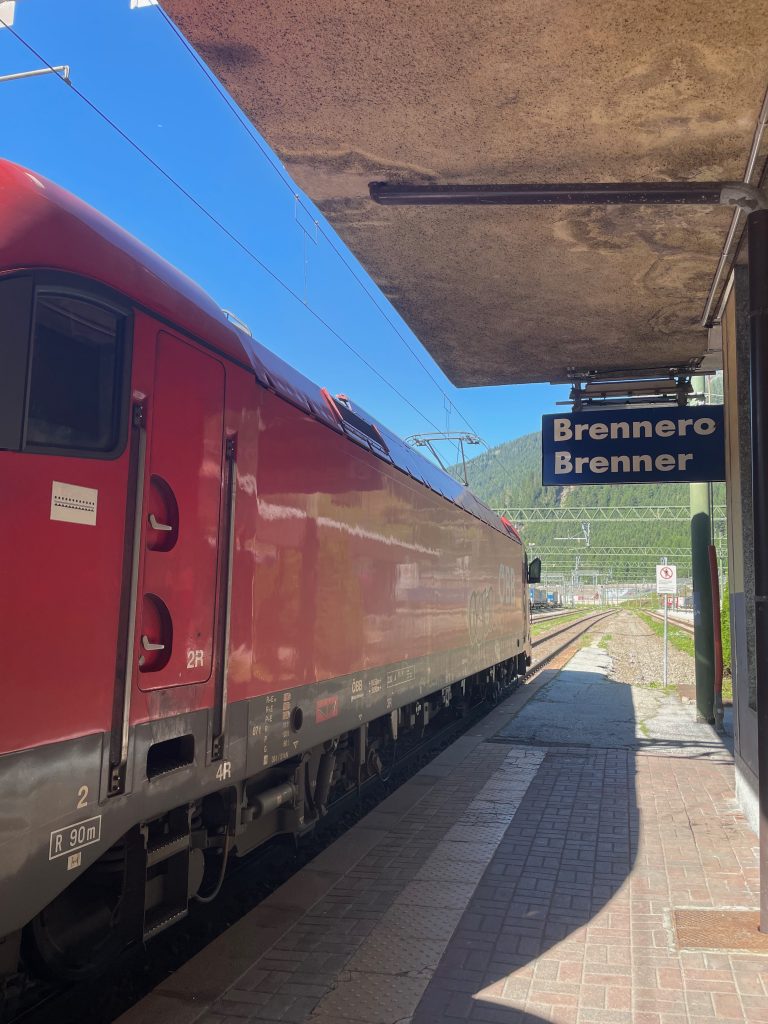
[413,745,763,1023]
[119,642,765,1024]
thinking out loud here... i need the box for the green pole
[690,374,715,723]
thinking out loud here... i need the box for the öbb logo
[468,587,493,646]
[498,564,516,605]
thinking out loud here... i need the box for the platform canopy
[165,1,768,385]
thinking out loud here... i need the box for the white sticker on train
[49,815,102,860]
[50,481,98,526]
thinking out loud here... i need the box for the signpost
[541,406,725,486]
[656,564,677,687]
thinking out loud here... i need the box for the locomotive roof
[0,160,517,541]
[0,160,253,368]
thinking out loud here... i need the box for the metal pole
[709,544,725,733]
[370,180,728,206]
[664,600,669,688]
[0,65,71,85]
[690,374,715,723]
[747,208,768,932]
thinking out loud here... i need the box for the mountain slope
[455,432,726,581]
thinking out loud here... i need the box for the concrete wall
[722,267,759,833]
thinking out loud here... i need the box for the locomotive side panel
[465,509,527,658]
[0,160,535,979]
[0,283,530,957]
[226,383,525,705]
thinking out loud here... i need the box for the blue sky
[0,0,568,458]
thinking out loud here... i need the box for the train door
[135,331,225,693]
[0,278,134,751]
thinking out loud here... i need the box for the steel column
[747,208,768,932]
[690,375,715,724]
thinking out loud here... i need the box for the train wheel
[24,842,127,982]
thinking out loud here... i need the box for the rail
[647,610,694,635]
[531,610,612,651]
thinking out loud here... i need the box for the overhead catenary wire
[155,11,467,407]
[153,7,520,486]
[0,18,445,435]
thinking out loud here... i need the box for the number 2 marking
[77,786,88,809]
[186,649,204,669]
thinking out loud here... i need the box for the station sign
[541,406,725,486]
[656,564,677,594]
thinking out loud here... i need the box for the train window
[25,294,124,453]
[0,275,33,450]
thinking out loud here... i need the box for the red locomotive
[0,161,537,983]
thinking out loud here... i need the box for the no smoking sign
[656,564,677,594]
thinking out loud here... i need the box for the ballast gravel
[497,610,731,759]
[601,608,695,690]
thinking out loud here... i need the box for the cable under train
[0,161,540,987]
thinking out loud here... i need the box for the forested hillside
[456,432,726,580]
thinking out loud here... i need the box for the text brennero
[540,407,725,486]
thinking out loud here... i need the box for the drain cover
[673,909,768,953]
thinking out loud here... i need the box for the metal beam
[494,505,727,523]
[528,547,708,560]
[0,65,71,85]
[539,561,694,570]
[370,181,728,207]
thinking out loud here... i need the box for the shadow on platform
[413,656,733,1023]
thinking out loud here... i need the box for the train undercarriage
[1,654,527,997]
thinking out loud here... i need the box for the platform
[118,637,765,1024]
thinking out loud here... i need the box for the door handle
[141,635,165,652]
[148,513,173,532]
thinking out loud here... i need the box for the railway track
[8,609,612,1024]
[531,610,612,650]
[647,611,694,635]
[530,608,572,621]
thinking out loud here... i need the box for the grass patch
[637,720,650,738]
[637,611,695,659]
[622,597,658,612]
[637,613,734,703]
[648,680,677,697]
[722,674,733,703]
[598,634,612,650]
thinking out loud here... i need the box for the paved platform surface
[495,647,734,760]
[119,643,763,1024]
